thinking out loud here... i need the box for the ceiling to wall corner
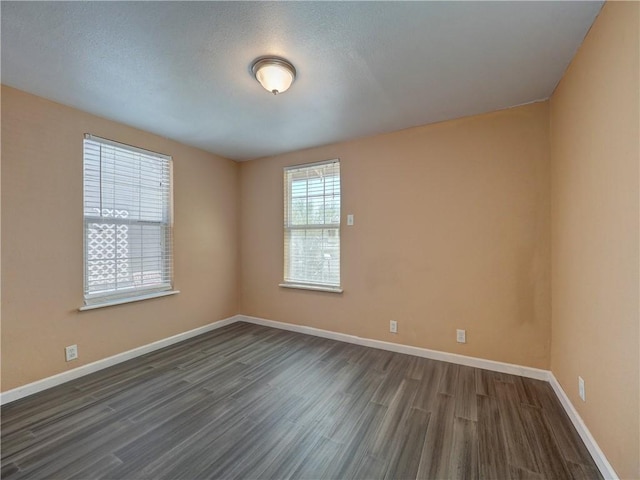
[1,1,603,161]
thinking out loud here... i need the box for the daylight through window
[83,134,173,305]
[283,160,341,289]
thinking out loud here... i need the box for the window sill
[79,290,180,311]
[279,283,343,294]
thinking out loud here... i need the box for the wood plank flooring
[1,322,601,479]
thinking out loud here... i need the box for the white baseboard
[0,314,241,406]
[239,314,617,479]
[237,315,549,380]
[1,312,617,480]
[548,373,619,479]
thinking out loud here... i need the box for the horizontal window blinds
[284,160,340,288]
[83,134,173,304]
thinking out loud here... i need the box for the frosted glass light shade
[251,57,296,95]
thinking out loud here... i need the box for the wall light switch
[347,214,354,226]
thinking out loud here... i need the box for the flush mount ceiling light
[251,57,296,95]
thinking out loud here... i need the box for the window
[282,159,341,291]
[83,134,174,307]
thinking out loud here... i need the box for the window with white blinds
[83,134,173,306]
[283,160,341,289]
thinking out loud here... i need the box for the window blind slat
[283,160,341,288]
[83,136,173,304]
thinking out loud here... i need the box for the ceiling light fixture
[251,57,296,95]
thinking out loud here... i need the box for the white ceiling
[1,1,603,161]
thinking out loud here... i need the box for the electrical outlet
[456,329,466,343]
[65,344,78,362]
[578,376,585,402]
[389,320,398,334]
[347,214,354,226]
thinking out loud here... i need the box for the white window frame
[280,159,342,293]
[81,134,177,310]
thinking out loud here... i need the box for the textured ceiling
[1,1,603,161]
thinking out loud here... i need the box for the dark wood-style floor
[2,322,601,479]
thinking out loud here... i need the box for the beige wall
[240,102,551,369]
[550,2,640,478]
[1,86,240,391]
[3,5,637,474]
